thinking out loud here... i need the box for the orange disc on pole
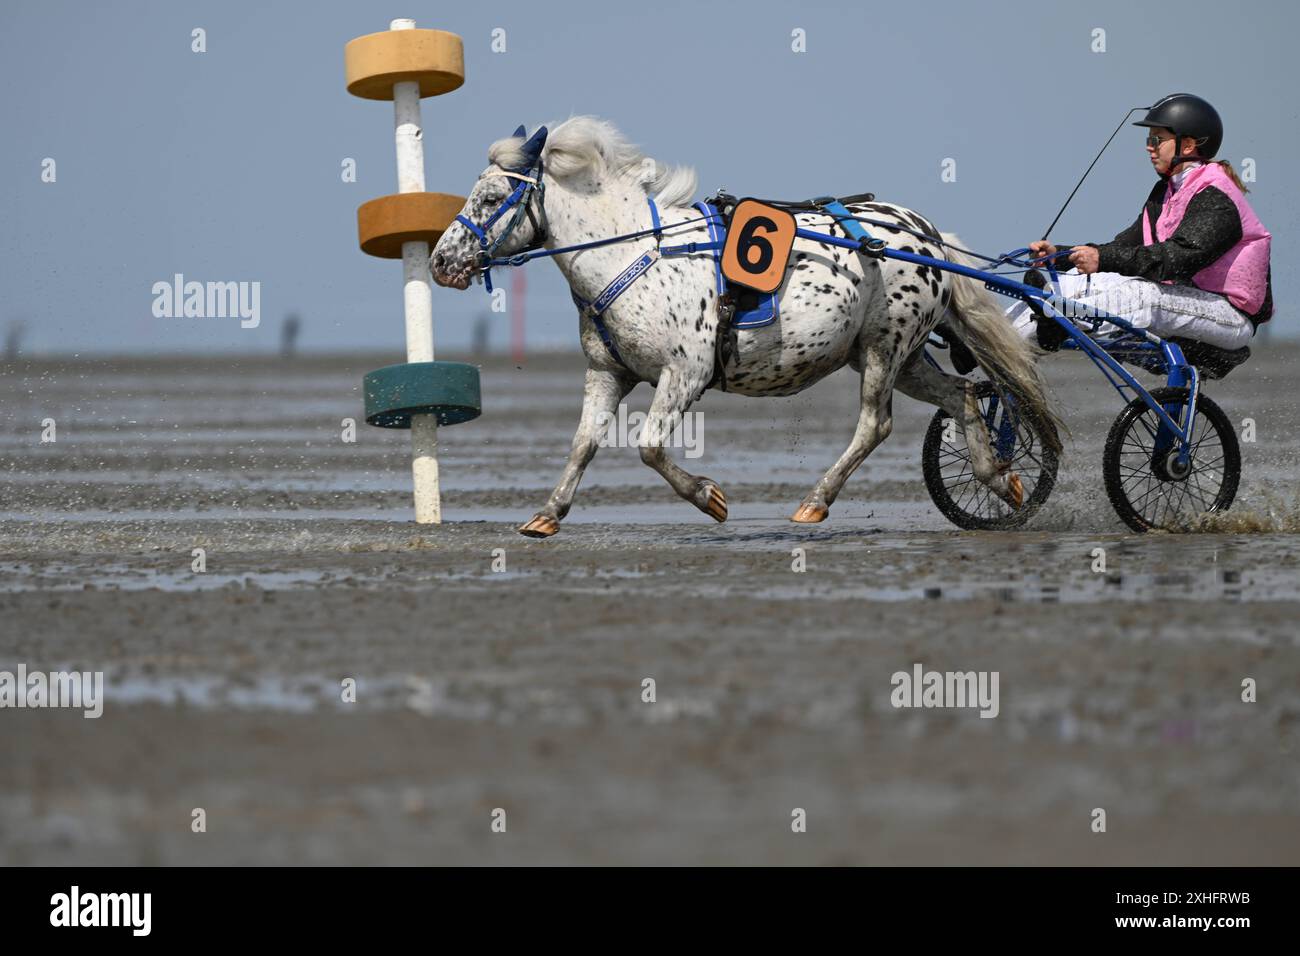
[345,28,465,100]
[356,192,466,258]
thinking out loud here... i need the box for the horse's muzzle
[430,250,475,290]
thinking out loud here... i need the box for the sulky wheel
[1102,386,1240,532]
[922,380,1059,530]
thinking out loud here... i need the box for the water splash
[1178,492,1300,534]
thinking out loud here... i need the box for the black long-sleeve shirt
[1065,175,1272,326]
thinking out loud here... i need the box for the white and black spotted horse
[431,118,1060,537]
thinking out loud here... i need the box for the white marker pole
[390,18,440,523]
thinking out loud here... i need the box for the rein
[462,165,1072,286]
[452,165,1078,372]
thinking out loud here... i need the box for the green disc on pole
[363,361,482,428]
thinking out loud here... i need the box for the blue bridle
[454,161,547,293]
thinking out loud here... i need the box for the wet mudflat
[2,349,1298,864]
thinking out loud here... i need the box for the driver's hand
[1029,240,1057,265]
[1068,245,1101,275]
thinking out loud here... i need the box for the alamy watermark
[891,663,999,718]
[596,404,704,458]
[0,665,104,718]
[151,273,260,328]
[50,886,150,936]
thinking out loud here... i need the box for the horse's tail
[938,232,1064,454]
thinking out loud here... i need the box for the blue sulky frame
[800,203,1202,472]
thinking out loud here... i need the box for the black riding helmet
[1133,93,1223,174]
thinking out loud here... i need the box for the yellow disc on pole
[345,28,464,100]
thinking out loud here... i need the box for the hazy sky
[2,0,1294,353]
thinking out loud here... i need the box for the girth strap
[689,201,727,297]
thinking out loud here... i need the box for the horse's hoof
[1007,473,1024,509]
[518,514,559,538]
[791,502,829,523]
[697,481,728,522]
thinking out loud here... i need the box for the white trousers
[1006,271,1255,351]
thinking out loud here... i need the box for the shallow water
[5,350,1296,530]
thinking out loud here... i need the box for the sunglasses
[1145,131,1174,149]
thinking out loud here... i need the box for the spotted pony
[431,117,1060,536]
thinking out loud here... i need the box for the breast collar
[570,196,725,368]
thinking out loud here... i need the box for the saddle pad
[693,202,779,330]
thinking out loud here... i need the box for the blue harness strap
[457,163,547,294]
[817,198,886,254]
[569,198,670,365]
[573,196,723,366]
[691,202,727,297]
[570,288,617,360]
[455,179,529,245]
[570,196,782,369]
[570,248,662,366]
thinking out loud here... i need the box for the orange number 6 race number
[721,199,797,294]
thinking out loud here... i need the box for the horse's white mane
[487,116,698,208]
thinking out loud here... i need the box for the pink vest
[1142,162,1271,316]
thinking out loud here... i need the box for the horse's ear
[518,126,548,166]
[512,125,526,139]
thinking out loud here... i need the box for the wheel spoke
[929,388,1059,527]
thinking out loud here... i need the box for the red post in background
[511,268,526,362]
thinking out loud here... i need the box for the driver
[1008,93,1272,353]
